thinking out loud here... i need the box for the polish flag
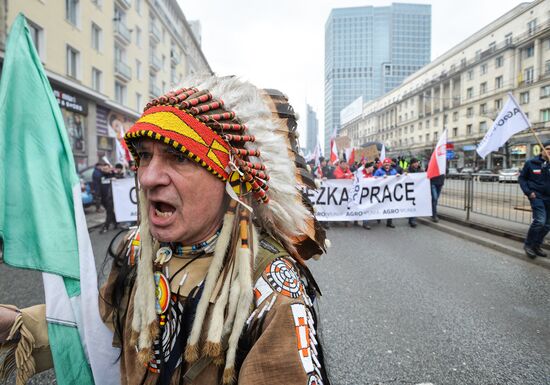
[330,138,339,165]
[344,147,355,165]
[427,129,447,179]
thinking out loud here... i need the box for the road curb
[419,218,550,270]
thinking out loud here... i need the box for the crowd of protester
[310,155,444,229]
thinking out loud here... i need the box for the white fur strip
[187,212,234,348]
[206,269,232,344]
[132,190,157,351]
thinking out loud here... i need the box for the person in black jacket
[518,140,550,259]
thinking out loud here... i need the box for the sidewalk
[85,208,105,230]
[419,205,550,270]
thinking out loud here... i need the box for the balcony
[116,0,132,10]
[149,54,161,72]
[170,49,180,65]
[149,82,161,98]
[114,21,131,45]
[115,60,132,82]
[150,22,161,43]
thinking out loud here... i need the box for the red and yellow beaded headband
[124,87,270,203]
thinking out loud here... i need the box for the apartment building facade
[340,0,550,170]
[0,0,211,170]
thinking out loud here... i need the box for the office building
[324,3,431,153]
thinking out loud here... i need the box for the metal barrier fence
[439,173,532,225]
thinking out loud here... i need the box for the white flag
[476,93,530,159]
[380,144,386,160]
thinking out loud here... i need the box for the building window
[136,92,142,111]
[480,63,488,75]
[495,76,503,89]
[467,70,473,80]
[453,111,458,122]
[452,127,458,137]
[92,67,102,92]
[425,133,430,142]
[91,0,102,7]
[115,81,126,105]
[66,45,79,79]
[489,41,496,52]
[479,121,487,132]
[426,119,430,129]
[91,23,102,51]
[467,87,473,99]
[26,19,44,58]
[495,56,503,68]
[466,124,472,135]
[466,107,473,117]
[525,45,535,58]
[505,33,513,46]
[480,82,487,94]
[434,117,439,127]
[540,109,550,122]
[480,103,487,114]
[66,0,79,26]
[541,85,550,99]
[495,99,502,110]
[136,0,142,15]
[135,26,142,47]
[524,67,534,84]
[136,59,142,80]
[527,19,537,36]
[519,91,530,104]
[545,60,550,75]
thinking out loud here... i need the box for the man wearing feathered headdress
[1,75,329,385]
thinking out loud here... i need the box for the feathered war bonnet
[124,75,326,382]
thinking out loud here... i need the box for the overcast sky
[179,0,528,144]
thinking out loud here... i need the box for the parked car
[447,167,460,179]
[476,169,498,182]
[79,166,96,207]
[80,178,93,208]
[498,168,520,183]
[460,167,474,175]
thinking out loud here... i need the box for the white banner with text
[112,178,138,222]
[304,173,432,221]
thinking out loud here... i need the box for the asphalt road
[1,223,549,384]
[310,222,550,385]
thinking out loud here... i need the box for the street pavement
[1,222,549,384]
[311,223,550,385]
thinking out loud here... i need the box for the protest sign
[112,177,138,222]
[304,173,432,221]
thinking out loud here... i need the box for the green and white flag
[0,14,119,385]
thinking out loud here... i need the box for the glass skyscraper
[324,3,431,153]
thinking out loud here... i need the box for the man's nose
[138,155,169,189]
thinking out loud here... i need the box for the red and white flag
[344,147,355,165]
[330,138,339,165]
[427,129,447,179]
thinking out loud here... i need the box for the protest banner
[304,173,432,221]
[357,144,379,162]
[112,178,138,222]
